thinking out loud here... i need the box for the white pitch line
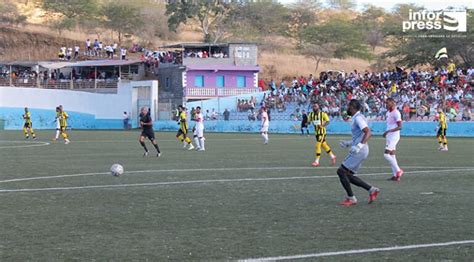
[0,168,473,193]
[238,240,474,261]
[0,141,50,149]
[0,166,471,184]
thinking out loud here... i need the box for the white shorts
[385,133,400,151]
[260,124,269,133]
[342,145,369,173]
[56,120,61,129]
[194,126,204,137]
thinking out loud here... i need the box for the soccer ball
[110,163,124,176]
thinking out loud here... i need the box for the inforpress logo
[402,9,467,32]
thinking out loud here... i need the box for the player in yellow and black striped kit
[436,106,448,151]
[308,104,336,167]
[58,105,71,144]
[22,107,36,139]
[176,105,194,150]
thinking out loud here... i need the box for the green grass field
[0,130,473,261]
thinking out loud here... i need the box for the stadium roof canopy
[160,42,258,49]
[1,60,142,69]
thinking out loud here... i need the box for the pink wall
[186,70,256,88]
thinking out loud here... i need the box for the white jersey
[385,109,402,150]
[194,112,204,137]
[260,111,269,132]
[386,109,402,134]
[195,113,204,129]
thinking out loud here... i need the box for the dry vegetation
[0,2,374,77]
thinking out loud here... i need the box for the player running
[436,105,448,151]
[260,107,269,144]
[383,98,403,181]
[337,99,380,206]
[308,104,336,167]
[22,107,36,140]
[58,105,70,144]
[176,105,194,150]
[192,106,205,151]
[139,107,161,157]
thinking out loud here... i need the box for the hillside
[0,1,374,78]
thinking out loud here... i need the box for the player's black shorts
[437,128,446,137]
[301,122,308,128]
[141,129,155,140]
[176,128,187,137]
[315,134,326,143]
[24,122,31,128]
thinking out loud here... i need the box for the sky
[278,0,474,11]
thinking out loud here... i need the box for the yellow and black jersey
[308,111,330,136]
[179,111,188,132]
[59,111,68,127]
[439,112,447,129]
[23,112,32,125]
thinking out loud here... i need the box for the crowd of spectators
[252,64,473,122]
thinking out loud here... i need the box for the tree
[326,0,356,10]
[355,5,386,50]
[230,1,290,36]
[0,1,27,26]
[43,0,98,19]
[103,2,144,44]
[382,7,473,66]
[52,17,75,35]
[287,6,316,47]
[301,17,372,72]
[166,0,233,43]
[291,0,322,12]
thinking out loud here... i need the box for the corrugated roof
[160,42,258,49]
[1,59,142,69]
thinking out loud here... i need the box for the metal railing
[0,77,119,89]
[185,87,260,98]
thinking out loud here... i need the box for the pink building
[157,42,261,102]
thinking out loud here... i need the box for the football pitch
[0,130,473,261]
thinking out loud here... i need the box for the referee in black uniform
[139,107,161,157]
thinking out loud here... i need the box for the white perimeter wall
[0,80,158,120]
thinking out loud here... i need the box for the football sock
[140,141,148,152]
[315,142,322,159]
[337,167,354,197]
[30,128,36,138]
[348,174,372,191]
[185,137,192,144]
[384,154,400,175]
[153,143,160,153]
[194,136,200,148]
[55,129,60,139]
[199,138,205,150]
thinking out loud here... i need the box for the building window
[194,75,204,87]
[216,76,225,88]
[165,77,170,88]
[237,76,246,88]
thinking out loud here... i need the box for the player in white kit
[383,98,404,181]
[260,107,269,144]
[53,106,61,140]
[192,106,205,151]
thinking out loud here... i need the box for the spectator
[223,109,230,121]
[123,111,129,129]
[462,104,472,121]
[248,110,256,121]
[211,108,218,120]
